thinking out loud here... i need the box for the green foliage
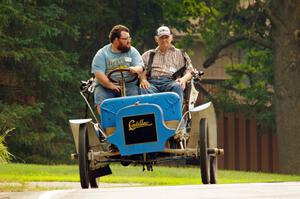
[0,0,178,164]
[0,128,14,164]
[0,1,84,163]
[211,49,275,130]
[225,50,273,103]
[176,1,275,130]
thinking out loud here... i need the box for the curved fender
[69,119,100,153]
[187,102,217,149]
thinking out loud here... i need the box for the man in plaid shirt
[139,26,194,102]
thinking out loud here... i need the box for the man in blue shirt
[91,25,144,113]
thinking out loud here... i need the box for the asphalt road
[1,182,300,199]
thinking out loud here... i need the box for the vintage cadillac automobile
[69,68,224,189]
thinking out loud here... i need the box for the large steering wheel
[107,68,138,84]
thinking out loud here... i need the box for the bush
[0,128,14,164]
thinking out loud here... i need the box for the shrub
[0,128,14,164]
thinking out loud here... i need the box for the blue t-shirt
[91,44,143,83]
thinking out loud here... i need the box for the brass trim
[106,127,115,136]
[165,120,179,129]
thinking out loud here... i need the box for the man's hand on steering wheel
[107,82,121,93]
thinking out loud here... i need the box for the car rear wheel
[199,118,210,184]
[79,124,90,189]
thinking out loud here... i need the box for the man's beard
[117,43,131,52]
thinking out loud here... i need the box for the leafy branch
[203,34,272,68]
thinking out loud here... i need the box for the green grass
[0,163,79,182]
[1,163,300,191]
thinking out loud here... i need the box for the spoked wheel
[79,124,90,189]
[199,118,217,184]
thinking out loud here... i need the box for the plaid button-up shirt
[142,45,194,78]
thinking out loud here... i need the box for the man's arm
[95,71,121,92]
[175,51,194,89]
[139,70,150,89]
[181,72,193,82]
[130,47,145,75]
[129,66,144,75]
[175,72,192,90]
[138,50,152,89]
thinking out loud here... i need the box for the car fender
[69,119,101,153]
[187,102,217,149]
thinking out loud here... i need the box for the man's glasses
[119,36,132,41]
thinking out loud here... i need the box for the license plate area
[122,113,157,145]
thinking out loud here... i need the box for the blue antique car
[69,69,223,189]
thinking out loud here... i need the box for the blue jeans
[140,77,183,102]
[94,82,139,106]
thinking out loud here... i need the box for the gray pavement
[1,182,300,199]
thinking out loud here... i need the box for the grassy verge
[1,163,300,191]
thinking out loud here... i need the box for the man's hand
[176,72,192,90]
[95,71,121,93]
[139,79,150,89]
[108,83,121,93]
[175,78,186,90]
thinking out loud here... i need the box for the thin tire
[199,118,210,184]
[79,124,90,189]
[209,156,217,184]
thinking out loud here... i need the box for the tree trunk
[272,0,300,174]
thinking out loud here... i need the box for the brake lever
[192,69,204,81]
[80,77,96,93]
[80,80,89,92]
[87,80,96,93]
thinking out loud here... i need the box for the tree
[0,0,168,163]
[189,0,300,174]
[270,0,300,174]
[0,0,83,163]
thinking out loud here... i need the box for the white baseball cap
[156,26,171,37]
